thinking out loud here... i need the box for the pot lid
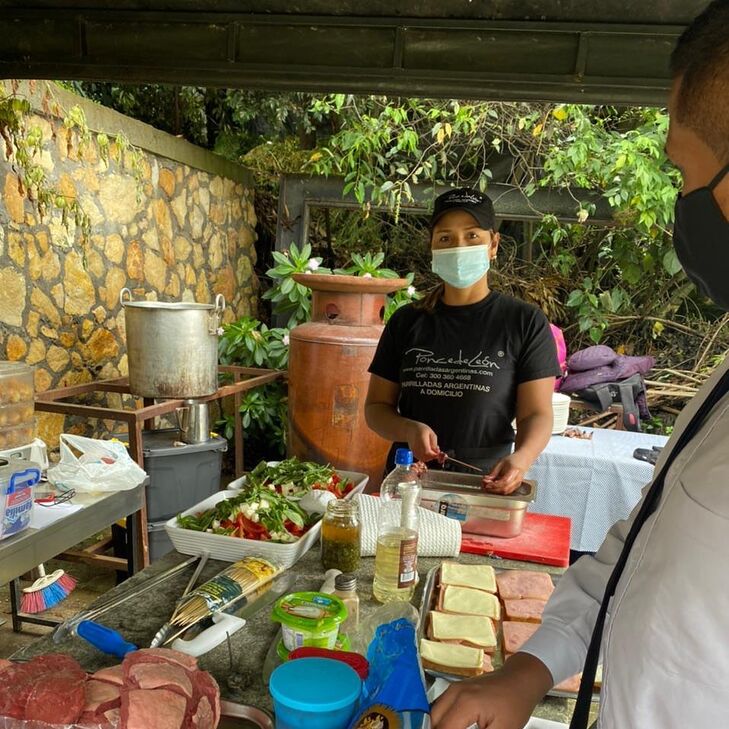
[292,273,409,294]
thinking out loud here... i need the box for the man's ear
[489,232,501,258]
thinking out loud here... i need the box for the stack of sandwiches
[420,562,499,677]
[419,562,601,693]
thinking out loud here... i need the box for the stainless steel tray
[417,565,599,702]
[420,474,537,539]
[421,472,537,503]
[219,700,274,729]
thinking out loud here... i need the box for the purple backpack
[560,346,655,431]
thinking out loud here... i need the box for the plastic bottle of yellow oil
[373,448,421,603]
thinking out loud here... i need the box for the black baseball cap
[430,188,496,231]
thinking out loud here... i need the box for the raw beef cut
[127,663,193,698]
[121,688,187,729]
[24,671,86,724]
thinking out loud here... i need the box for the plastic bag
[47,434,147,493]
[347,618,430,729]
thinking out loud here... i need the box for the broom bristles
[20,570,77,614]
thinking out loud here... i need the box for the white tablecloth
[526,427,669,552]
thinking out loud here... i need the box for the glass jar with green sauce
[321,499,361,572]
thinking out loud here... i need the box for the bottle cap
[394,448,414,466]
[335,573,357,592]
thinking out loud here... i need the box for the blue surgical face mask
[431,244,490,288]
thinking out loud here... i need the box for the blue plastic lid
[269,657,362,712]
[394,448,413,466]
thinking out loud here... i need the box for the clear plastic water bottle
[373,448,421,603]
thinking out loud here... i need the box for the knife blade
[168,571,297,657]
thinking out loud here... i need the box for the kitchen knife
[169,571,296,657]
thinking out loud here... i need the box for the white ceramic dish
[165,469,368,568]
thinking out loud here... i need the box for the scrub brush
[21,564,77,613]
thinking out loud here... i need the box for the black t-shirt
[368,292,561,454]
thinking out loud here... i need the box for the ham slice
[503,598,547,623]
[496,570,554,600]
[502,621,540,655]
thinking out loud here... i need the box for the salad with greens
[176,458,354,543]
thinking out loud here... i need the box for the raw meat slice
[84,679,122,713]
[93,664,125,686]
[503,598,547,623]
[193,671,221,728]
[24,671,86,724]
[105,707,121,725]
[502,621,540,654]
[496,570,554,601]
[121,688,187,729]
[127,662,194,698]
[32,653,87,680]
[123,648,198,674]
[0,663,41,718]
[191,696,215,728]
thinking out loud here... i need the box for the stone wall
[0,81,259,447]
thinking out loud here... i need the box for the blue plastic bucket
[269,657,362,729]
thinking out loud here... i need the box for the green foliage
[263,242,330,328]
[218,316,290,456]
[334,251,398,278]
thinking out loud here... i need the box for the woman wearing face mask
[365,188,561,494]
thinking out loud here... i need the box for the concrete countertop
[12,549,593,725]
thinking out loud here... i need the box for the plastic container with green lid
[272,592,347,652]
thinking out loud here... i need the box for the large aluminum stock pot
[120,288,225,398]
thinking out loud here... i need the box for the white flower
[283,334,290,346]
[363,272,373,278]
[307,258,320,271]
[407,285,416,296]
[216,327,224,336]
[577,208,589,224]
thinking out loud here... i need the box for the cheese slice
[430,611,496,649]
[441,562,496,593]
[420,639,483,670]
[441,585,501,620]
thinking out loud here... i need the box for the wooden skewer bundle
[169,557,280,627]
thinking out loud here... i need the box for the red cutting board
[460,512,571,567]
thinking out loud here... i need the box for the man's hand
[405,421,441,463]
[482,452,531,495]
[430,654,553,729]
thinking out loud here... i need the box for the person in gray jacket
[431,2,729,728]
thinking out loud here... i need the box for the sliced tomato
[284,519,305,538]
[342,481,354,496]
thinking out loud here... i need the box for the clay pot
[288,273,409,491]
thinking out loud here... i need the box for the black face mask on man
[673,163,729,311]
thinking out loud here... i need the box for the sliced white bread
[428,611,497,653]
[438,585,501,620]
[419,639,492,677]
[440,562,497,593]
